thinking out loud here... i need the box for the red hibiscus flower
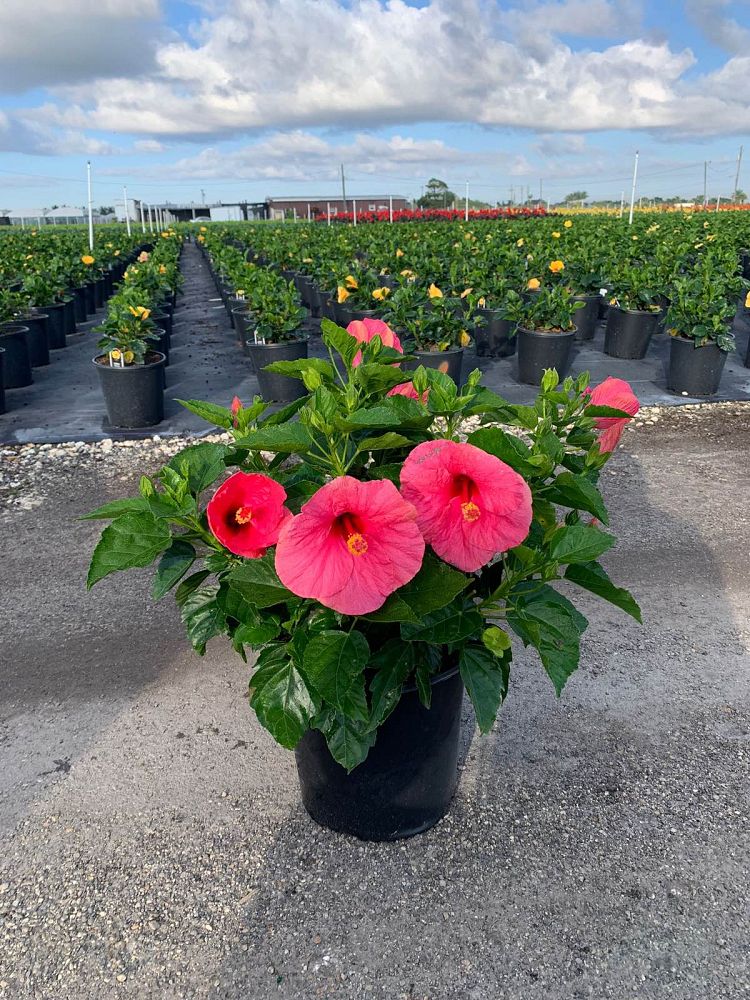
[400,440,532,572]
[387,381,429,404]
[347,318,403,367]
[274,476,424,615]
[207,472,291,558]
[586,377,639,452]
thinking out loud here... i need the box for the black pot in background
[404,347,464,385]
[94,278,107,309]
[84,283,97,315]
[153,328,169,366]
[320,290,336,322]
[21,313,50,366]
[226,297,247,328]
[247,337,309,401]
[94,353,166,428]
[668,336,727,396]
[604,307,660,360]
[572,294,601,341]
[152,311,173,341]
[41,302,66,349]
[0,349,5,414]
[62,297,77,337]
[233,309,256,354]
[655,294,670,335]
[295,665,465,841]
[72,287,88,324]
[0,324,33,389]
[473,308,516,357]
[740,250,750,281]
[516,327,575,385]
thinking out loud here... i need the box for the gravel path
[1,404,749,999]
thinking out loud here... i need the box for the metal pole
[619,190,625,218]
[734,145,744,201]
[703,161,708,208]
[389,195,393,223]
[86,160,94,251]
[716,192,721,212]
[123,186,131,236]
[465,181,469,222]
[307,203,311,221]
[327,202,331,227]
[148,203,155,234]
[628,151,639,225]
[139,202,145,233]
[353,198,357,226]
[340,163,347,214]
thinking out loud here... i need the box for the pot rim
[402,662,459,695]
[609,305,662,316]
[245,335,309,349]
[670,334,726,351]
[517,325,576,338]
[413,346,465,356]
[92,351,166,369]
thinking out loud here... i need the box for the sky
[1,0,749,212]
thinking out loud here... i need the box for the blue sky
[0,0,748,212]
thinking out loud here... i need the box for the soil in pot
[21,313,50,367]
[296,664,465,840]
[93,352,166,428]
[246,338,309,402]
[0,324,33,389]
[572,295,601,342]
[516,327,575,385]
[403,347,464,385]
[604,307,660,360]
[668,336,727,397]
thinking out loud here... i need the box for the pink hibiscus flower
[387,381,429,404]
[586,377,639,452]
[400,440,532,573]
[207,472,292,559]
[347,318,403,367]
[274,476,425,615]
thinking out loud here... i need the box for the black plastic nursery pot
[404,347,464,384]
[22,313,50,367]
[84,282,97,315]
[152,311,173,341]
[93,278,106,309]
[516,327,575,385]
[72,286,87,324]
[604,307,660,360]
[247,338,309,402]
[0,348,5,414]
[62,297,77,337]
[93,353,166,428]
[473,309,516,357]
[41,302,66,349]
[668,335,727,397]
[572,294,601,341]
[233,309,256,355]
[296,664,465,841]
[0,324,33,389]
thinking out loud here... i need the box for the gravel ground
[1,404,749,999]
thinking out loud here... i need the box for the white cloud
[684,0,750,54]
[134,139,166,153]
[7,0,750,144]
[0,0,162,93]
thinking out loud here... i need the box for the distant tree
[563,190,588,204]
[98,205,115,215]
[417,178,457,209]
[734,188,747,203]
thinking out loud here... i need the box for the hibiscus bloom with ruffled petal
[400,440,532,573]
[387,381,429,404]
[585,377,639,452]
[275,477,425,615]
[347,318,403,367]
[207,472,292,558]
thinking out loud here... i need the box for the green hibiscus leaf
[152,539,196,600]
[226,554,294,607]
[180,585,226,654]
[167,442,228,495]
[507,584,588,695]
[315,707,376,772]
[86,511,171,588]
[401,599,483,645]
[395,552,471,617]
[544,472,609,525]
[367,640,415,731]
[459,643,511,734]
[548,524,615,565]
[250,644,320,749]
[564,561,642,622]
[303,630,371,723]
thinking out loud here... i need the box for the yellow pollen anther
[461,501,481,522]
[346,532,368,556]
[234,506,253,525]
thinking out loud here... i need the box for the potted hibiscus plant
[604,262,662,359]
[93,294,165,428]
[244,273,308,402]
[514,264,584,384]
[396,283,471,384]
[85,317,641,841]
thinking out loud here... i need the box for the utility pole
[139,201,145,234]
[465,181,469,222]
[539,178,543,204]
[734,145,744,201]
[201,189,206,205]
[628,151,639,225]
[510,185,514,205]
[86,161,94,251]
[619,190,625,218]
[340,164,347,214]
[123,186,131,236]
[703,161,708,208]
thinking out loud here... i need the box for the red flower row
[320,206,547,225]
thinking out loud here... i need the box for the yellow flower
[139,308,151,320]
[694,242,704,249]
[372,287,391,301]
[516,238,524,247]
[400,268,415,278]
[128,306,139,317]
[564,219,573,228]
[744,291,750,308]
[302,257,313,263]
[25,254,33,260]
[703,221,709,228]
[31,230,37,236]
[552,231,561,239]
[631,235,638,241]
[200,226,207,232]
[337,286,350,303]
[137,251,150,262]
[428,283,443,299]
[344,275,358,289]
[548,260,565,273]
[478,296,486,307]
[81,254,95,265]
[110,349,122,361]
[706,234,716,242]
[527,277,541,290]
[460,288,473,298]
[114,250,120,256]
[159,264,167,274]
[106,242,113,248]
[526,253,534,261]
[197,235,205,243]
[395,248,404,257]
[124,351,135,364]
[459,330,471,348]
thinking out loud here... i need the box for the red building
[266,195,409,220]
